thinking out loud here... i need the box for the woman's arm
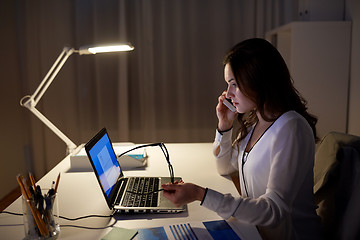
[213,129,238,175]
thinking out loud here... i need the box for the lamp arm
[20,46,78,154]
[27,107,77,153]
[32,47,75,106]
[20,43,133,154]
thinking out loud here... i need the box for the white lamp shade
[78,44,134,55]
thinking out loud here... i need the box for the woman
[162,38,322,239]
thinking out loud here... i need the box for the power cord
[0,211,22,216]
[0,211,116,230]
[118,142,174,183]
[1,142,174,230]
[58,213,114,221]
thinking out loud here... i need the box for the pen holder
[22,190,60,239]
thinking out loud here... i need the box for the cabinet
[266,21,351,138]
[297,0,345,21]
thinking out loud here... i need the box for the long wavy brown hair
[223,38,318,142]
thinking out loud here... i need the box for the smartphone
[223,98,236,112]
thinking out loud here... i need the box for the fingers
[161,179,184,192]
[216,95,237,130]
[161,183,206,207]
[217,93,228,115]
[172,179,184,184]
[161,184,182,207]
[163,179,184,187]
[217,91,227,105]
[161,183,178,191]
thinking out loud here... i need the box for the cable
[2,142,175,229]
[1,211,114,220]
[117,142,160,158]
[118,142,175,183]
[1,211,115,224]
[1,210,117,230]
[60,219,117,230]
[159,143,175,184]
[58,214,114,221]
[0,211,23,216]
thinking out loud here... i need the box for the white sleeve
[212,129,239,175]
[202,188,280,226]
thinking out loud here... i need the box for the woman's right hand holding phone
[216,92,237,131]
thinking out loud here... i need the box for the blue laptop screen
[88,133,121,197]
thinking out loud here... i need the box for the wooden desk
[0,143,261,239]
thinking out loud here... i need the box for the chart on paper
[134,220,242,240]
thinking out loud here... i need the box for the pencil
[54,173,60,194]
[16,175,48,237]
[29,172,36,190]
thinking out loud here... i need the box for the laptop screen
[88,132,121,197]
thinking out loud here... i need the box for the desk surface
[0,143,261,239]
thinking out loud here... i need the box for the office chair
[314,131,360,240]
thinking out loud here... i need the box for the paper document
[101,227,138,240]
[134,220,242,240]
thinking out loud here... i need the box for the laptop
[85,127,186,213]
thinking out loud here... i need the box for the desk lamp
[20,43,134,154]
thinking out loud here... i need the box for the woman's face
[224,63,256,113]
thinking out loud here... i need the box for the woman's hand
[162,182,206,207]
[216,92,237,131]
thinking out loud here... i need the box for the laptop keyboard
[121,177,160,207]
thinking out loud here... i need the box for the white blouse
[203,111,322,239]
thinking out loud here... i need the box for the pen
[47,183,55,198]
[16,175,48,237]
[38,191,44,216]
[29,185,35,199]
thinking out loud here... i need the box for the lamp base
[69,143,147,172]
